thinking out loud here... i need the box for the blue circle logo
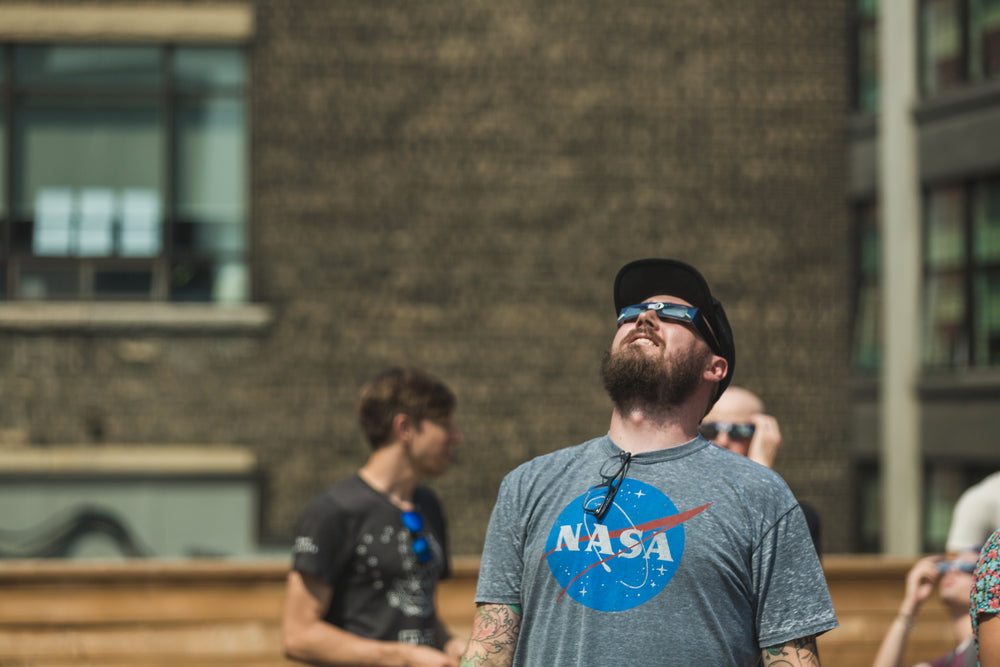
[542,479,708,612]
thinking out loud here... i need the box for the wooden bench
[0,555,957,665]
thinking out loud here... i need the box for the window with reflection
[924,186,968,367]
[0,44,248,303]
[852,201,881,372]
[973,177,1000,364]
[856,0,881,112]
[921,0,1000,95]
[921,178,1000,368]
[922,0,964,95]
[856,461,996,552]
[971,0,1000,79]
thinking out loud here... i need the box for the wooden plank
[0,622,280,660]
[0,558,289,585]
[7,661,287,667]
[0,584,284,625]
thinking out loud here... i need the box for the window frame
[0,43,249,303]
[920,174,1000,369]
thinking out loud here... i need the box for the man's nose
[635,308,660,327]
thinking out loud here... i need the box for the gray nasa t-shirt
[476,435,837,666]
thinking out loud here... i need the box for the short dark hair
[356,367,456,448]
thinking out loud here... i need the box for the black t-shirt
[291,474,450,647]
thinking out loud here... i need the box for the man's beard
[600,344,709,412]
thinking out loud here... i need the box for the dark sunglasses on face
[700,421,756,441]
[401,510,431,563]
[937,559,977,574]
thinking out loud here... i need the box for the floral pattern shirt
[972,527,1000,666]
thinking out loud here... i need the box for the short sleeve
[972,529,1000,624]
[475,474,526,605]
[753,505,838,647]
[291,494,350,585]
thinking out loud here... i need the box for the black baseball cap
[613,258,736,400]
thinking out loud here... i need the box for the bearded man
[460,258,837,667]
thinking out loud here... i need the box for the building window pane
[973,267,1000,363]
[971,0,1000,79]
[0,44,248,303]
[974,178,1000,262]
[922,0,965,95]
[94,268,154,300]
[853,202,881,372]
[856,462,994,552]
[174,97,247,303]
[924,186,968,367]
[175,46,246,89]
[857,0,881,112]
[14,100,162,258]
[17,265,80,300]
[973,178,1000,364]
[171,259,218,302]
[15,45,160,89]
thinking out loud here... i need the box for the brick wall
[0,0,852,555]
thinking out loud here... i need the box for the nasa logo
[542,479,710,612]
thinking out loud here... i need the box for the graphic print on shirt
[353,522,440,618]
[542,478,710,612]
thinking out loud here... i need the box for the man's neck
[608,404,703,454]
[358,445,420,511]
[945,602,974,645]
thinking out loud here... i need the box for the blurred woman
[972,527,1000,666]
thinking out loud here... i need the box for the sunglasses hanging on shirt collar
[581,452,633,522]
[401,510,432,563]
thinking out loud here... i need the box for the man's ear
[391,413,416,444]
[704,355,728,382]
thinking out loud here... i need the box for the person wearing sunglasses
[972,527,1000,667]
[701,385,823,556]
[462,259,837,667]
[871,548,982,667]
[283,367,466,667]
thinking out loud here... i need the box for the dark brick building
[0,1,853,556]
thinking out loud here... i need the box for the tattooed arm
[458,603,522,667]
[761,635,821,666]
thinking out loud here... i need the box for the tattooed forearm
[761,636,820,667]
[459,603,522,667]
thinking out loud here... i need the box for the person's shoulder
[302,474,365,512]
[987,527,1000,551]
[967,471,1000,497]
[704,439,782,474]
[702,440,798,497]
[504,438,604,477]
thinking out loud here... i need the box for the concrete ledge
[0,445,258,476]
[0,303,273,334]
[0,3,254,42]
